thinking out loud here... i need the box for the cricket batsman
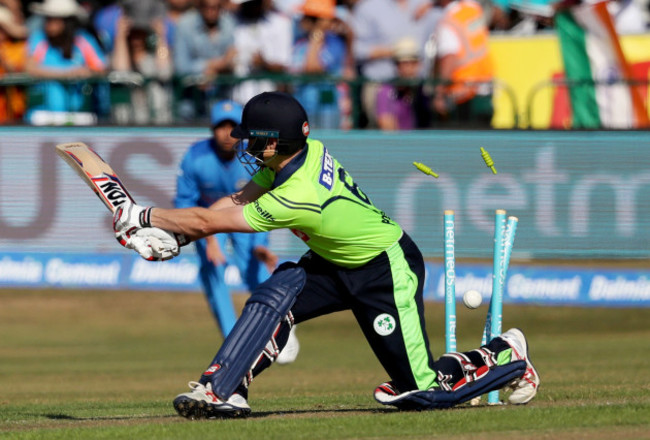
[173,100,300,364]
[113,91,540,418]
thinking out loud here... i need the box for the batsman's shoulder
[267,179,321,211]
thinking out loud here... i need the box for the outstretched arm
[210,179,269,210]
[150,180,268,240]
[150,204,253,240]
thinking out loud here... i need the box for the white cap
[29,0,87,19]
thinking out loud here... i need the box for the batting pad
[200,263,305,399]
[376,360,526,410]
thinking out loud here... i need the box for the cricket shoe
[173,381,251,419]
[373,382,428,410]
[276,325,300,365]
[499,328,540,404]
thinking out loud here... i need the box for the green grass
[1,289,649,439]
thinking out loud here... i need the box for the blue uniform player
[174,101,299,363]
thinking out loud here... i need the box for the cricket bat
[55,142,135,213]
[56,142,181,259]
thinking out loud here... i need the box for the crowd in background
[0,0,648,129]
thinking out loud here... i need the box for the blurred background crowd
[0,0,648,129]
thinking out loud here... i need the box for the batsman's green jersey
[243,139,402,268]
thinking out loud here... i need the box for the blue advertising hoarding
[0,128,648,305]
[1,252,648,307]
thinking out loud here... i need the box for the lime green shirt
[243,139,402,268]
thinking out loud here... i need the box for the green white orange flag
[555,0,649,128]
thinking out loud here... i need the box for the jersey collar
[272,143,308,189]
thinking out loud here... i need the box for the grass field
[1,288,650,439]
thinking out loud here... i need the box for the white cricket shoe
[172,381,250,419]
[500,328,540,404]
[276,326,300,365]
[374,381,419,405]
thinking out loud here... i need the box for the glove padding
[113,199,189,249]
[116,227,181,261]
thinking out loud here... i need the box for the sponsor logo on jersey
[373,313,397,336]
[291,228,310,242]
[254,200,275,221]
[318,148,334,190]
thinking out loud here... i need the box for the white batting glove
[136,228,181,261]
[116,229,155,260]
[113,199,189,248]
[116,227,181,261]
[113,199,152,236]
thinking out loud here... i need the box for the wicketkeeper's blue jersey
[174,138,268,249]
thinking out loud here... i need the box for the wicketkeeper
[113,92,540,419]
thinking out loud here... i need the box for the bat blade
[55,142,135,213]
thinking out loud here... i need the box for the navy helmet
[232,92,310,174]
[231,92,309,155]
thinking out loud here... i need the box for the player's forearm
[210,182,268,210]
[209,194,241,211]
[150,206,252,239]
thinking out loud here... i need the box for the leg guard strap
[200,263,305,399]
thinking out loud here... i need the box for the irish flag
[554,0,649,128]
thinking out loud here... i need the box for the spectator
[93,0,166,54]
[231,0,293,104]
[164,0,196,47]
[174,0,236,120]
[333,0,359,78]
[1,0,24,23]
[351,0,427,128]
[487,0,558,34]
[488,0,519,31]
[291,0,347,129]
[273,0,304,15]
[25,0,108,124]
[111,15,173,124]
[376,37,430,130]
[429,0,494,128]
[417,0,444,74]
[412,0,444,45]
[0,5,28,123]
[329,0,359,129]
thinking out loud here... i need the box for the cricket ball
[463,290,482,309]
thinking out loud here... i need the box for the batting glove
[116,227,181,261]
[136,227,181,261]
[113,200,189,248]
[117,230,155,261]
[113,199,152,237]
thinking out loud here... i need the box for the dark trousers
[291,233,437,393]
